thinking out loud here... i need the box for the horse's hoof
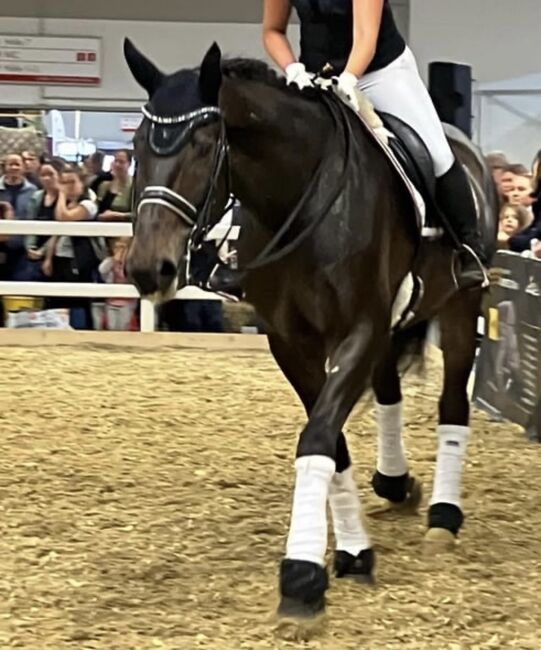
[423,527,456,555]
[274,605,327,642]
[334,548,376,583]
[368,473,422,516]
[278,558,327,623]
[277,595,325,619]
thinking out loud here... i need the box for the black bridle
[134,89,354,273]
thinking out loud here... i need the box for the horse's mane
[222,57,287,90]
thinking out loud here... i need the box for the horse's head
[124,39,228,301]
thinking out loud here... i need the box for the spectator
[531,154,541,219]
[97,149,133,221]
[506,173,534,212]
[508,154,541,255]
[498,163,530,201]
[497,204,530,250]
[98,237,137,330]
[86,151,112,195]
[21,149,42,188]
[0,201,14,326]
[24,160,65,279]
[42,166,105,329]
[508,177,541,255]
[0,153,37,280]
[486,151,509,188]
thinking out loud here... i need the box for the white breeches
[358,46,455,177]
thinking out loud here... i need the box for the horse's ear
[199,42,223,105]
[124,38,164,97]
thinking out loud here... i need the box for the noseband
[136,103,231,246]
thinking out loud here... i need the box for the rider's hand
[285,62,314,91]
[335,71,360,112]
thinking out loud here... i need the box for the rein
[135,89,355,274]
[242,92,354,272]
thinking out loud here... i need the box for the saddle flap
[378,112,436,199]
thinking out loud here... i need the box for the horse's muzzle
[127,257,178,299]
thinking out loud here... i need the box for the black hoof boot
[371,471,422,510]
[428,502,464,535]
[278,559,328,619]
[334,548,375,583]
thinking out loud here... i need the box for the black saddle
[378,111,438,212]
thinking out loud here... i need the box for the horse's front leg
[279,321,382,619]
[268,332,373,593]
[425,290,481,552]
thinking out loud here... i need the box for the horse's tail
[393,320,430,376]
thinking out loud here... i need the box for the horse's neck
[221,78,329,228]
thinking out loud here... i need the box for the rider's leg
[357,47,488,289]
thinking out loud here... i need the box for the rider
[262,0,489,289]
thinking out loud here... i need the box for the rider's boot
[435,159,490,290]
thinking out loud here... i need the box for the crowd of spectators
[0,147,225,333]
[486,151,541,259]
[0,148,135,330]
[0,142,538,333]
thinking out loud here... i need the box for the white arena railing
[0,219,239,333]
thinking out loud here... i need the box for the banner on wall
[0,35,101,86]
[473,252,541,442]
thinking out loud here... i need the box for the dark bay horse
[123,40,497,620]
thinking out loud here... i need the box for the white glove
[285,62,314,90]
[334,71,360,112]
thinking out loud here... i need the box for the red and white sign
[0,35,101,86]
[120,115,143,132]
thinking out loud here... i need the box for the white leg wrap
[430,425,470,507]
[376,401,408,477]
[329,467,371,556]
[285,455,336,567]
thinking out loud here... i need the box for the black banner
[473,252,541,442]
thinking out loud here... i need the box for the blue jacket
[0,176,37,252]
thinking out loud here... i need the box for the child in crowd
[98,237,137,330]
[497,204,530,250]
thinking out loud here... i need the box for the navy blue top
[292,0,406,75]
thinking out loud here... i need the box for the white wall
[409,0,541,84]
[409,0,541,162]
[0,17,302,111]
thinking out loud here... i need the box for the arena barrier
[473,251,541,442]
[0,219,239,332]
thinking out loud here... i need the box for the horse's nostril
[130,268,159,296]
[158,259,178,279]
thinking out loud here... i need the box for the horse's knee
[296,416,337,459]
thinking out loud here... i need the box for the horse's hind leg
[425,290,481,553]
[370,337,422,510]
